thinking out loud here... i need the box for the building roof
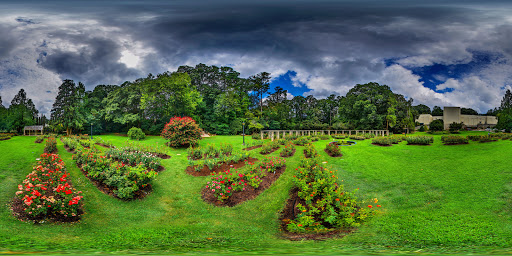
[24,125,44,131]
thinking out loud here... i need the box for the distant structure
[416,107,498,130]
[24,125,44,136]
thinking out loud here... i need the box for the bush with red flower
[13,153,83,222]
[285,157,379,233]
[161,116,202,147]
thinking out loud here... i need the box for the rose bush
[161,116,202,147]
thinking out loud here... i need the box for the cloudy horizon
[1,0,511,115]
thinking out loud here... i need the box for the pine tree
[497,89,512,132]
[51,80,79,135]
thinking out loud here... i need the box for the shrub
[251,133,261,140]
[161,116,202,147]
[294,136,310,146]
[405,136,434,145]
[429,119,444,132]
[449,122,463,133]
[286,157,379,233]
[127,127,146,140]
[349,136,365,140]
[75,148,157,199]
[478,135,498,143]
[35,136,44,143]
[285,135,299,141]
[319,135,330,140]
[372,137,393,146]
[309,136,320,142]
[205,157,286,202]
[280,141,296,157]
[14,153,83,222]
[44,137,57,154]
[467,135,481,141]
[303,143,318,158]
[441,135,468,145]
[105,147,161,171]
[325,142,342,156]
[419,125,425,132]
[260,141,280,154]
[331,134,346,139]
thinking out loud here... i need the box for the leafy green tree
[413,104,431,115]
[429,119,444,131]
[432,106,443,116]
[50,80,87,135]
[497,89,512,132]
[103,81,142,130]
[461,108,478,115]
[250,72,271,118]
[9,89,36,133]
[0,96,8,131]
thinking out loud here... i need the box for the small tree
[449,122,463,133]
[429,119,444,132]
[161,116,202,147]
[127,127,146,140]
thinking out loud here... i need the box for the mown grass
[0,132,511,255]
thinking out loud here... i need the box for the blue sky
[0,0,511,114]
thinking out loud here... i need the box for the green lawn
[1,132,511,255]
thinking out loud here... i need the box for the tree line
[0,63,507,135]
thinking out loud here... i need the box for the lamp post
[242,121,245,146]
[90,123,93,139]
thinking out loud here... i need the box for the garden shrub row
[293,136,310,146]
[12,153,83,222]
[105,147,161,171]
[405,136,433,145]
[74,148,157,199]
[44,136,58,154]
[260,141,280,154]
[371,137,393,146]
[187,143,233,160]
[283,157,379,234]
[203,156,286,205]
[0,133,13,140]
[243,140,264,150]
[188,151,252,172]
[280,141,296,157]
[441,135,468,145]
[303,143,318,158]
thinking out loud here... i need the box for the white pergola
[24,125,44,136]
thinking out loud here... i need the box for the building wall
[443,107,461,130]
[414,107,498,130]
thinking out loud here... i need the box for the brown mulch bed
[44,149,58,154]
[63,144,76,154]
[280,148,296,158]
[34,140,43,144]
[260,147,280,155]
[185,157,259,177]
[324,149,342,157]
[371,143,392,147]
[10,197,83,223]
[279,188,353,240]
[0,137,12,141]
[242,145,263,151]
[79,165,152,200]
[201,166,286,207]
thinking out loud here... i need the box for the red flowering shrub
[161,116,202,147]
[13,153,83,222]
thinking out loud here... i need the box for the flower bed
[243,140,264,151]
[0,133,13,141]
[74,148,157,200]
[441,135,469,145]
[303,143,318,158]
[325,142,342,157]
[371,137,393,146]
[35,135,44,143]
[260,141,280,155]
[280,141,296,157]
[187,143,232,160]
[348,136,365,140]
[186,151,254,176]
[293,136,310,146]
[202,157,286,206]
[405,136,433,145]
[11,153,83,223]
[44,137,58,154]
[280,157,379,238]
[105,147,162,171]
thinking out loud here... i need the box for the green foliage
[419,125,425,132]
[405,136,434,145]
[293,136,310,146]
[14,153,83,222]
[349,135,365,140]
[251,133,261,139]
[127,127,146,140]
[259,141,280,154]
[287,157,379,233]
[319,134,330,140]
[429,119,444,132]
[432,106,443,116]
[50,80,88,135]
[35,135,44,143]
[161,116,202,147]
[105,147,161,171]
[497,89,512,132]
[331,134,347,139]
[441,135,469,145]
